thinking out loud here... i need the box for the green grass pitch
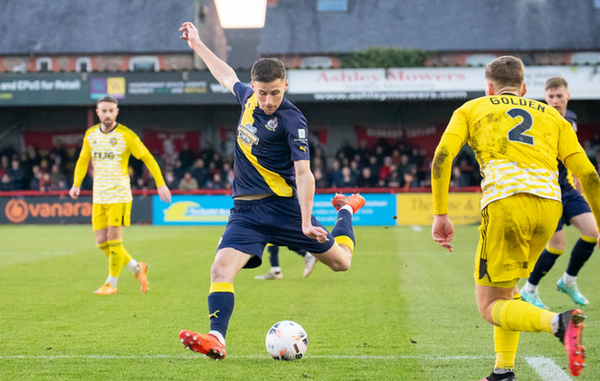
[0,224,598,380]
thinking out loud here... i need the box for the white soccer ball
[265,320,308,361]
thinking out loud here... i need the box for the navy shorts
[217,196,335,268]
[556,189,592,231]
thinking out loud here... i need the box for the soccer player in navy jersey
[520,77,597,308]
[177,21,365,360]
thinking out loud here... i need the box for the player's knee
[330,259,351,272]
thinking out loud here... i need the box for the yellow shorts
[475,193,562,288]
[92,201,132,231]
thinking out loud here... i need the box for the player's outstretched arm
[295,160,328,243]
[140,153,172,204]
[431,133,462,252]
[179,21,239,94]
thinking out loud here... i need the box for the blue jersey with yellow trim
[557,110,578,193]
[232,82,310,197]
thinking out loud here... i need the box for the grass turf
[0,224,598,380]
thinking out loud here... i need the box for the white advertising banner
[287,66,600,100]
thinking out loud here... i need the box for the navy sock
[566,238,596,276]
[267,245,280,268]
[331,209,355,248]
[528,249,560,285]
[208,287,234,339]
[295,249,307,257]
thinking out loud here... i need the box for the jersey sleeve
[72,131,91,187]
[126,130,151,160]
[444,105,470,144]
[233,82,254,106]
[286,112,311,161]
[557,117,585,162]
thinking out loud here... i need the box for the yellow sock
[494,325,519,369]
[108,239,126,277]
[121,246,132,266]
[98,242,110,257]
[492,300,555,333]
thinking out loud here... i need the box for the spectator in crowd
[357,166,378,188]
[8,158,26,190]
[452,166,471,188]
[29,165,42,190]
[328,160,343,187]
[179,141,196,172]
[206,172,228,190]
[192,158,208,188]
[164,169,179,190]
[339,166,357,188]
[179,171,199,191]
[0,155,9,177]
[0,173,13,191]
[314,167,330,189]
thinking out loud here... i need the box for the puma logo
[208,310,220,319]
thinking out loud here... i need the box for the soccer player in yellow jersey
[431,56,600,380]
[69,96,171,295]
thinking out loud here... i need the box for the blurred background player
[431,56,599,380]
[255,244,317,279]
[177,21,365,360]
[69,96,171,295]
[520,77,597,308]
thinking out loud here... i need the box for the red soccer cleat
[179,330,226,360]
[331,193,366,213]
[555,309,586,377]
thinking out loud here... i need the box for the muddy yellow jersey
[77,124,150,204]
[445,94,584,209]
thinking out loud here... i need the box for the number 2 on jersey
[507,108,534,145]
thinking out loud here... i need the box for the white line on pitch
[525,356,572,381]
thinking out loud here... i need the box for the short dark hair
[251,58,286,83]
[484,56,525,88]
[545,77,568,91]
[96,96,118,106]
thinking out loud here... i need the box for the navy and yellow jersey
[232,82,310,198]
[557,110,578,192]
[73,123,152,204]
[443,94,584,209]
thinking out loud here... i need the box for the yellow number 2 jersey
[73,124,151,204]
[444,94,585,209]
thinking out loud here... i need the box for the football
[265,320,308,361]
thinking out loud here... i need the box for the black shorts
[217,196,335,268]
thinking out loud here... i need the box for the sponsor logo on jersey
[110,137,118,146]
[238,123,260,146]
[266,117,279,131]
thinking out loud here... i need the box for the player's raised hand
[303,225,329,243]
[157,185,172,204]
[179,22,200,49]
[432,214,454,252]
[69,186,80,200]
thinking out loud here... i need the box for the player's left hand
[157,185,172,204]
[432,214,454,252]
[303,225,329,243]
